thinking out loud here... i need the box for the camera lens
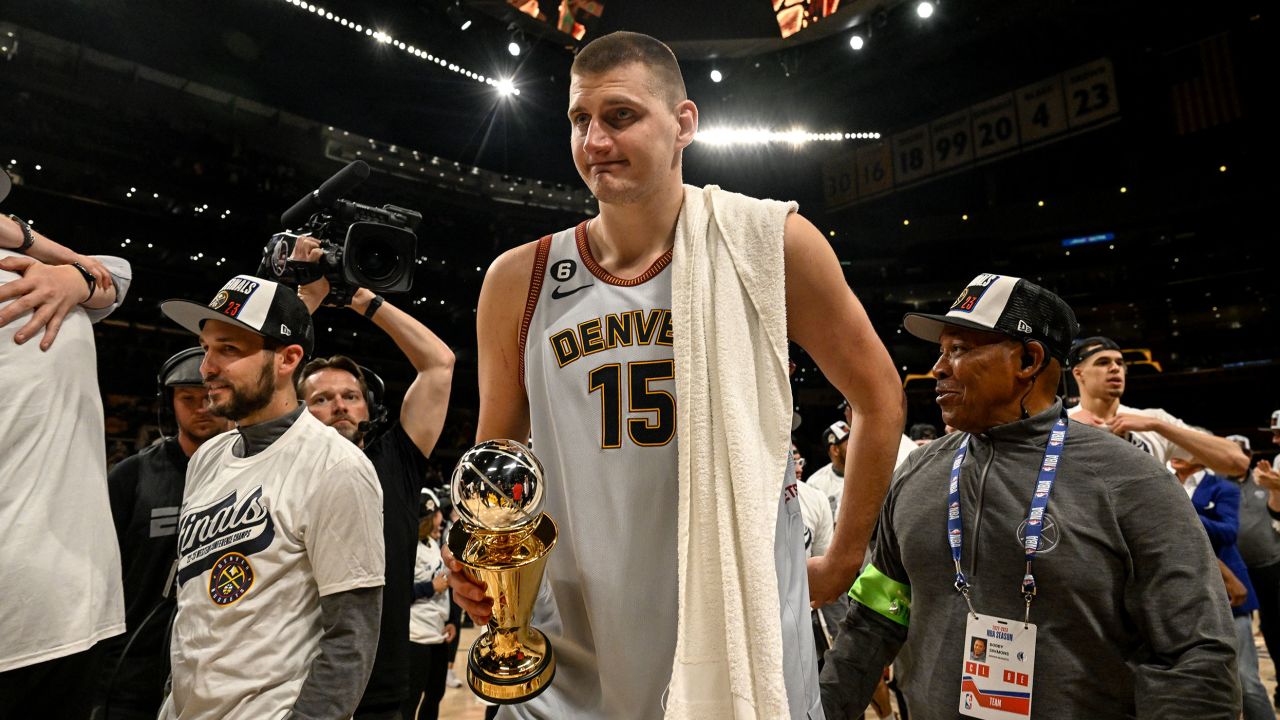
[353,238,396,283]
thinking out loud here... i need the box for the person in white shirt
[1,183,131,719]
[1066,335,1248,476]
[792,444,834,559]
[403,489,460,720]
[806,420,850,516]
[158,275,384,720]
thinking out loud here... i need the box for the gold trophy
[447,439,558,703]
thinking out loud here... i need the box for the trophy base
[467,630,557,705]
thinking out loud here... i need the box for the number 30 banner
[823,58,1118,210]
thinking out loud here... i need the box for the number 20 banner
[823,58,1118,210]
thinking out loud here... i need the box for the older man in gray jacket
[820,273,1238,720]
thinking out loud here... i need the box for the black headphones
[356,363,390,438]
[156,347,205,438]
[1020,340,1050,372]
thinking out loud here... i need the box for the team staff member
[1067,335,1248,476]
[820,274,1238,719]
[402,489,461,720]
[292,236,455,720]
[158,275,384,719]
[449,31,904,718]
[94,349,233,719]
[1,180,131,719]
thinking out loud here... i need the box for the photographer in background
[291,235,456,720]
[1,170,132,719]
[93,348,233,720]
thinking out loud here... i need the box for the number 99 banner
[822,57,1118,210]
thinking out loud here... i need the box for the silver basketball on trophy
[447,439,558,704]
[450,438,545,532]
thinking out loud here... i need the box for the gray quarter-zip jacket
[820,401,1239,719]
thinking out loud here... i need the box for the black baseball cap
[903,273,1079,362]
[162,348,206,387]
[1067,336,1121,368]
[161,274,315,356]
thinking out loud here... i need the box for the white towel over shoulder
[667,184,797,720]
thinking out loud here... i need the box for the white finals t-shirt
[160,410,383,720]
[0,250,129,672]
[1067,403,1188,465]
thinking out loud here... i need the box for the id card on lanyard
[949,416,1068,719]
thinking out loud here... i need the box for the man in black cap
[93,348,232,719]
[1067,335,1248,476]
[820,273,1238,719]
[157,275,385,720]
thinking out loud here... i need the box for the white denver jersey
[515,222,822,719]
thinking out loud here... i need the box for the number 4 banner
[1016,76,1068,144]
[824,57,1120,209]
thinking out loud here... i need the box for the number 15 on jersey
[588,360,675,449]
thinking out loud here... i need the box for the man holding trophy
[447,31,904,719]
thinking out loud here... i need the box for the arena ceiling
[1,0,1191,183]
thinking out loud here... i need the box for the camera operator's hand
[347,287,377,314]
[289,235,330,314]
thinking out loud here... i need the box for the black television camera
[258,160,421,306]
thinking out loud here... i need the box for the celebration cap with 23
[161,274,314,356]
[903,273,1079,362]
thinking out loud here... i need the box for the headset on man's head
[156,347,205,438]
[356,363,390,438]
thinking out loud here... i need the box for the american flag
[1167,32,1244,135]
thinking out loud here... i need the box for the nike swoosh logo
[551,283,593,299]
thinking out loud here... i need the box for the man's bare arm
[351,290,455,458]
[783,213,905,605]
[445,240,539,624]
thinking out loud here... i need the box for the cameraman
[291,236,455,720]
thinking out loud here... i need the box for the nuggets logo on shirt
[1015,513,1061,554]
[209,552,255,605]
[177,486,276,587]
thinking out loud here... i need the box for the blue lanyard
[947,416,1069,622]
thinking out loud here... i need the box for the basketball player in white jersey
[446,31,904,719]
[1067,335,1248,476]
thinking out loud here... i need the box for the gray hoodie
[820,401,1239,719]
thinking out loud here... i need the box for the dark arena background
[2,0,1276,472]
